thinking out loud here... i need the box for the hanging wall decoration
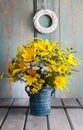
[33,9,58,34]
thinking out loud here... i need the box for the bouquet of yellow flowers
[1,38,80,94]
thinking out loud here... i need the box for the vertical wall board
[37,0,51,40]
[0,79,12,98]
[0,16,6,72]
[37,0,59,41]
[56,0,83,98]
[50,0,60,41]
[71,0,83,97]
[0,0,33,98]
[56,0,74,98]
[60,0,73,46]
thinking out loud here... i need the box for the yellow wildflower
[19,61,27,72]
[47,59,57,72]
[68,53,80,66]
[8,64,15,72]
[0,73,5,79]
[12,69,21,76]
[24,69,40,85]
[22,47,36,62]
[33,39,55,56]
[31,88,38,94]
[17,45,24,56]
[10,77,18,82]
[54,76,69,92]
[57,64,70,74]
[0,38,81,94]
[31,80,45,94]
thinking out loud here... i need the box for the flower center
[29,70,36,77]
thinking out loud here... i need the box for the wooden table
[0,98,83,130]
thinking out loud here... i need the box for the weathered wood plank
[59,0,83,98]
[0,98,14,107]
[67,109,83,130]
[71,0,83,97]
[37,0,51,40]
[62,98,80,107]
[0,0,33,98]
[25,110,47,130]
[12,98,29,107]
[49,109,71,130]
[51,98,62,107]
[50,0,59,41]
[57,0,75,98]
[60,0,73,46]
[78,98,83,106]
[37,0,59,41]
[0,108,9,127]
[1,108,27,130]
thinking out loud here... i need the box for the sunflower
[57,64,70,74]
[22,47,36,62]
[54,76,69,92]
[33,39,55,56]
[24,69,40,86]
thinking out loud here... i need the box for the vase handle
[51,89,55,96]
[25,86,30,96]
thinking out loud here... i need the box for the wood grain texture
[62,98,80,107]
[0,98,14,107]
[67,109,83,130]
[71,0,83,97]
[25,110,47,130]
[1,108,27,130]
[57,0,74,98]
[0,98,83,129]
[50,0,59,41]
[12,98,29,107]
[49,109,71,130]
[78,98,83,106]
[0,0,33,98]
[37,0,51,40]
[56,0,83,98]
[51,98,62,107]
[0,108,9,127]
[37,0,59,41]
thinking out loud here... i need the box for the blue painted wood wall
[0,0,83,98]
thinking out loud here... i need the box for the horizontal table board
[12,98,29,107]
[1,108,27,130]
[62,99,80,107]
[0,98,83,130]
[25,110,47,130]
[67,109,83,130]
[0,98,14,107]
[0,98,82,108]
[51,98,62,107]
[77,98,83,106]
[49,109,71,130]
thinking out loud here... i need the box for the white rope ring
[33,9,58,34]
